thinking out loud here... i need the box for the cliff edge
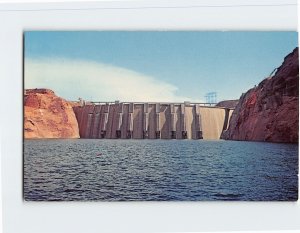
[216,100,239,109]
[222,48,299,143]
[24,89,80,138]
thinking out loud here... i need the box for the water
[24,139,298,201]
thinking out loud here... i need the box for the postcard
[23,31,298,201]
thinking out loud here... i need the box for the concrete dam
[73,102,233,140]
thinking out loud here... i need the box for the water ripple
[24,139,298,201]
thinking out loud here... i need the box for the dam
[73,102,233,140]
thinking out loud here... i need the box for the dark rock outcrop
[216,100,239,109]
[24,88,80,138]
[222,48,299,143]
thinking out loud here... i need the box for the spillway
[73,102,233,140]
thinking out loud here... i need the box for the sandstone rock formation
[216,100,239,109]
[222,48,299,143]
[24,89,80,138]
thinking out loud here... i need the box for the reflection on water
[24,139,298,201]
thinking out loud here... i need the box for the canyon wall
[222,48,299,143]
[73,102,233,140]
[216,100,239,109]
[24,89,80,138]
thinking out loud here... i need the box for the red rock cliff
[222,48,299,143]
[24,88,80,138]
[216,100,239,109]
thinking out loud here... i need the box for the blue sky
[24,31,298,102]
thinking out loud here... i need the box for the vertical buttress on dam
[73,102,233,140]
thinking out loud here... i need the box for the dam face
[73,102,233,140]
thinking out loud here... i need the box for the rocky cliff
[24,89,80,138]
[222,48,299,143]
[216,100,239,109]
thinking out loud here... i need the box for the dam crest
[73,101,233,140]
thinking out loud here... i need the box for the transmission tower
[205,92,217,104]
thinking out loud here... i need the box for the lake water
[24,139,298,201]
